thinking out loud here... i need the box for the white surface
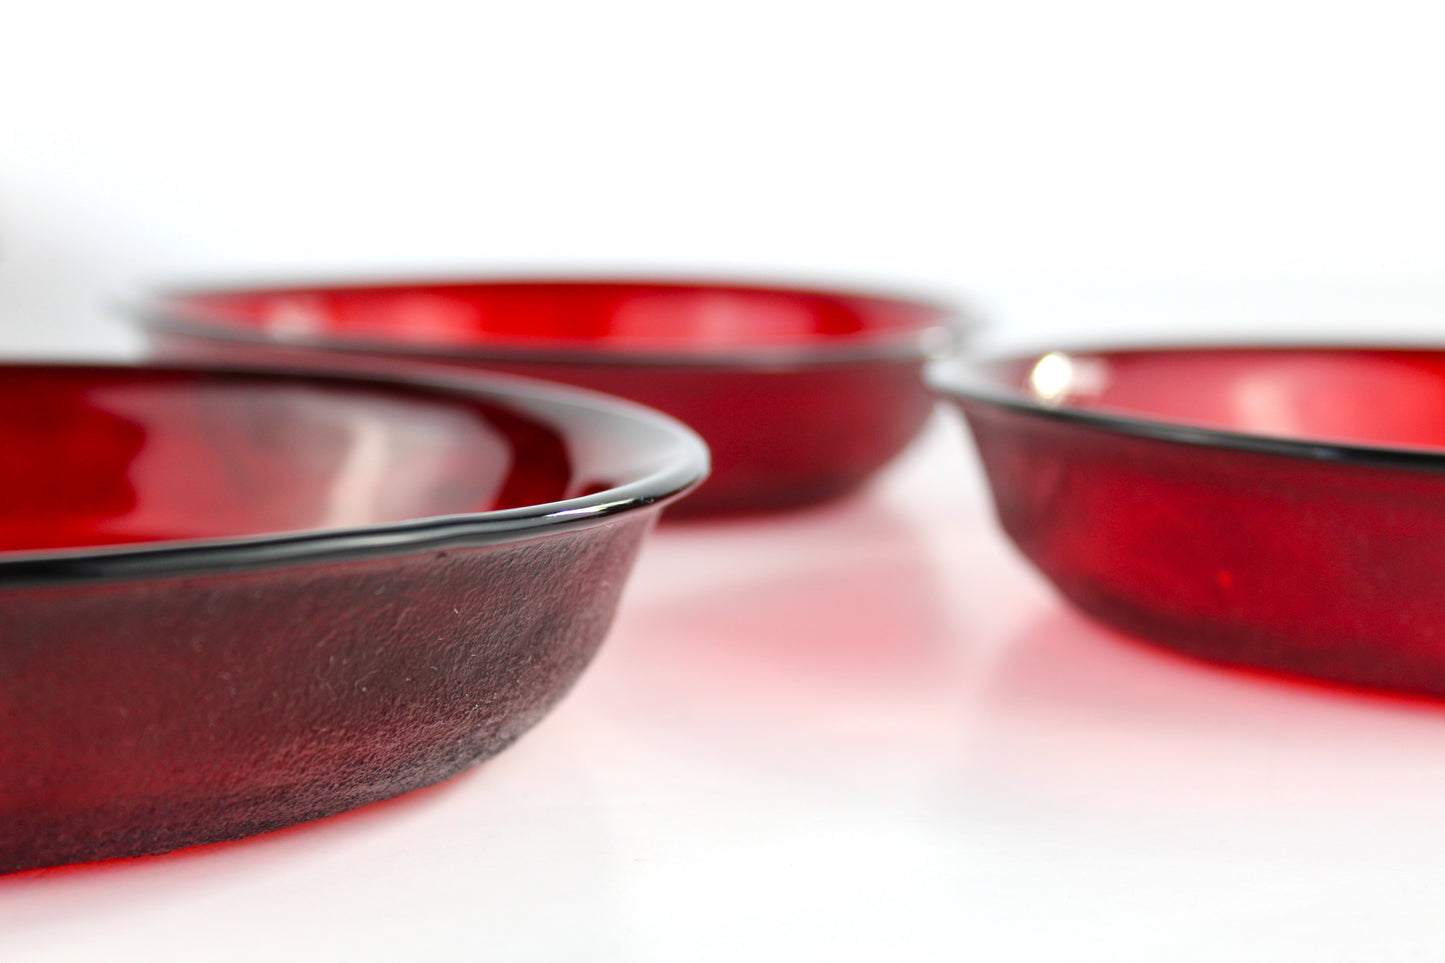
[8,1,1445,959]
[10,423,1445,961]
[8,1,1445,354]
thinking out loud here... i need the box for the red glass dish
[0,363,706,874]
[134,278,961,515]
[932,346,1445,700]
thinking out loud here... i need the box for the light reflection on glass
[1027,351,1109,406]
[1028,351,1076,403]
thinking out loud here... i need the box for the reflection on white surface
[596,500,968,792]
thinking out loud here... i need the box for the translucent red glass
[933,347,1445,700]
[157,281,938,354]
[0,363,707,873]
[138,279,959,515]
[0,366,583,551]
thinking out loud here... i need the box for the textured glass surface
[936,347,1445,700]
[0,363,704,873]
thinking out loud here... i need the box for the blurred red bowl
[932,345,1445,700]
[134,278,962,516]
[0,362,706,873]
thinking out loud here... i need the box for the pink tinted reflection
[958,607,1445,829]
[588,494,972,785]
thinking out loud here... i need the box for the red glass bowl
[0,363,706,874]
[133,278,962,516]
[931,345,1445,701]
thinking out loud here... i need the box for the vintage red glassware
[932,346,1445,700]
[0,363,706,873]
[134,278,960,515]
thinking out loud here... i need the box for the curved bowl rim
[0,360,710,585]
[128,274,970,368]
[928,342,1445,474]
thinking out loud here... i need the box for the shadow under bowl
[931,345,1445,701]
[0,362,707,873]
[133,277,962,516]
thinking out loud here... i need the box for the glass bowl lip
[0,359,710,586]
[928,340,1445,473]
[128,273,971,368]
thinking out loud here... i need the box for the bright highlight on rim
[1028,351,1075,403]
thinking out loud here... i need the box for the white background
[7,1,1445,959]
[8,0,1445,352]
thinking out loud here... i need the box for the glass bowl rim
[129,274,971,368]
[928,341,1445,474]
[0,359,710,586]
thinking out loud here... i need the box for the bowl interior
[977,347,1445,453]
[0,366,682,555]
[154,280,945,357]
